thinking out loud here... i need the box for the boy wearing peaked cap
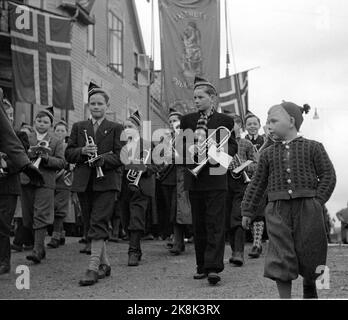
[120,110,158,266]
[242,101,336,299]
[179,76,238,285]
[65,82,124,286]
[158,107,192,256]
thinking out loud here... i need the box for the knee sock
[34,228,46,253]
[52,217,64,240]
[100,241,110,266]
[253,221,264,248]
[88,239,103,272]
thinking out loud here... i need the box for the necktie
[93,121,99,136]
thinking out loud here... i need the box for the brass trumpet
[126,149,151,188]
[229,154,251,184]
[188,126,232,178]
[29,140,51,169]
[83,130,104,180]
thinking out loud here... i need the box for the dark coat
[0,104,30,171]
[21,132,65,189]
[180,111,238,191]
[0,131,29,195]
[65,119,124,192]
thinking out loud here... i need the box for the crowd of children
[0,80,337,298]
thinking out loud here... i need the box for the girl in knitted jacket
[242,102,336,299]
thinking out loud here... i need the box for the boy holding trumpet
[65,83,123,286]
[21,108,65,264]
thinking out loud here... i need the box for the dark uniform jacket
[0,104,30,171]
[65,119,123,193]
[180,111,238,191]
[0,131,29,195]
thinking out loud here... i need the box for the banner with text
[159,0,220,114]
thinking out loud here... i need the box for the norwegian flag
[9,2,73,110]
[219,71,248,120]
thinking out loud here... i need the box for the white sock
[100,241,110,266]
[88,240,103,272]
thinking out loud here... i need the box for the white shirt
[35,130,48,141]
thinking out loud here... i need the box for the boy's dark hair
[245,113,261,125]
[35,110,53,124]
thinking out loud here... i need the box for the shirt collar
[91,117,105,126]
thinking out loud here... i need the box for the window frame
[107,10,124,77]
[87,23,96,56]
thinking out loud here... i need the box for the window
[108,11,123,76]
[134,52,139,84]
[87,24,95,55]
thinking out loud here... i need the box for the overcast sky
[135,0,348,220]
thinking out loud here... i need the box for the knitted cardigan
[241,137,336,218]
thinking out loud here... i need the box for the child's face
[124,120,139,140]
[34,116,52,134]
[169,115,180,131]
[267,105,293,140]
[54,124,68,141]
[89,93,108,120]
[194,87,214,113]
[245,117,260,136]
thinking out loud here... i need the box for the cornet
[188,126,232,178]
[29,140,51,169]
[126,149,151,188]
[229,154,251,184]
[84,130,104,180]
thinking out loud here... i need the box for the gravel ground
[1,239,348,299]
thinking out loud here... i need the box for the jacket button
[287,179,292,184]
[285,145,290,150]
[288,190,293,194]
[286,168,291,173]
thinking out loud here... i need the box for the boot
[169,224,185,255]
[60,231,66,246]
[47,231,61,249]
[128,231,142,266]
[26,228,46,264]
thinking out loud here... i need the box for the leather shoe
[0,265,10,275]
[59,238,66,246]
[26,250,46,264]
[193,273,207,280]
[98,264,111,279]
[229,252,244,266]
[169,243,185,255]
[47,238,60,249]
[248,245,262,258]
[208,273,221,285]
[79,270,98,286]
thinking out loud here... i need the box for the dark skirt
[264,198,327,282]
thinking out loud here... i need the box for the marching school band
[0,78,336,298]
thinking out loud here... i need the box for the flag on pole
[9,2,74,110]
[219,71,248,119]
